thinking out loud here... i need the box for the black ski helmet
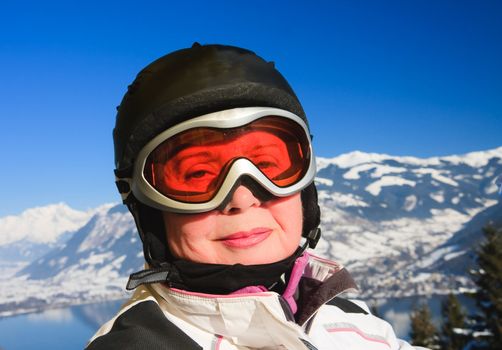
[113,43,321,266]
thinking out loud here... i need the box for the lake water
[0,300,124,350]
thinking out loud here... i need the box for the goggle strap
[114,165,133,178]
[115,178,132,203]
[114,166,134,203]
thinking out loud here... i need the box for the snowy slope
[423,201,502,280]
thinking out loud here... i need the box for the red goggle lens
[143,116,310,203]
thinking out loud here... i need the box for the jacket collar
[146,255,358,347]
[295,255,358,325]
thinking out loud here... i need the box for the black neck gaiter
[166,248,302,295]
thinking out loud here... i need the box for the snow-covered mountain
[314,146,502,299]
[17,205,142,280]
[315,147,500,221]
[425,200,502,281]
[1,146,501,316]
[0,205,142,316]
[0,203,114,263]
[0,202,106,246]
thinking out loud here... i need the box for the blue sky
[1,1,501,216]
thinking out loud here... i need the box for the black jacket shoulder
[85,300,201,350]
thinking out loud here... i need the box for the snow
[79,252,114,266]
[365,176,416,196]
[58,257,68,266]
[317,146,502,172]
[314,177,334,186]
[430,191,445,203]
[404,195,417,211]
[484,181,499,195]
[318,190,369,207]
[486,168,496,177]
[473,330,493,337]
[441,146,502,167]
[410,273,432,283]
[0,266,130,317]
[316,157,337,171]
[444,250,465,261]
[77,211,134,253]
[0,261,28,279]
[343,164,376,179]
[319,201,491,299]
[481,199,498,208]
[371,165,407,178]
[413,168,459,187]
[340,163,411,181]
[112,255,127,268]
[417,246,456,268]
[0,202,116,246]
[318,150,439,169]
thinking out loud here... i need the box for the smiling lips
[219,228,272,248]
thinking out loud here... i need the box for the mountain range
[1,146,501,317]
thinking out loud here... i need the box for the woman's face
[162,186,303,265]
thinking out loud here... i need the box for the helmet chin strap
[303,227,321,249]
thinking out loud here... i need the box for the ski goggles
[118,107,316,213]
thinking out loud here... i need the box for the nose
[222,185,261,214]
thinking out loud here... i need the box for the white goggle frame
[118,107,316,213]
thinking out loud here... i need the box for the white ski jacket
[87,254,426,350]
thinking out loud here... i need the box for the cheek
[271,193,303,246]
[162,212,216,258]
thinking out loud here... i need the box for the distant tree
[441,293,468,350]
[410,302,440,349]
[471,225,502,349]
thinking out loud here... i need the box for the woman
[87,43,424,349]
